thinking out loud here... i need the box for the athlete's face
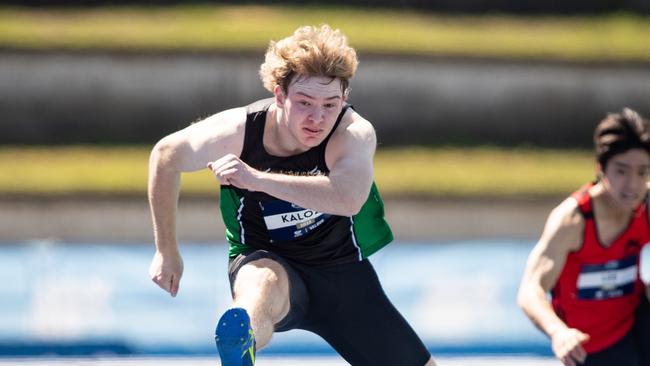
[599,148,650,210]
[274,76,345,150]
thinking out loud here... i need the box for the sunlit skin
[268,76,345,156]
[596,148,650,212]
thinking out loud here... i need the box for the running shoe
[215,307,256,366]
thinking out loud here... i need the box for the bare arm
[517,198,589,366]
[208,110,375,216]
[148,107,245,296]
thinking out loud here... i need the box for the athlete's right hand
[149,249,184,297]
[207,154,259,191]
[551,327,590,366]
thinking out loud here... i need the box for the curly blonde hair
[259,24,358,97]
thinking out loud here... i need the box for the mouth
[620,192,640,201]
[303,127,322,137]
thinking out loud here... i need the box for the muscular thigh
[228,250,310,331]
[299,260,430,366]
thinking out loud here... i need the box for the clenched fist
[207,154,260,191]
[149,250,184,297]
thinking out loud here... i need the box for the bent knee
[234,258,289,293]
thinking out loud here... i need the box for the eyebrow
[295,91,341,100]
[612,162,632,169]
[612,162,650,169]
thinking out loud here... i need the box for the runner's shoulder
[544,197,584,250]
[335,107,375,142]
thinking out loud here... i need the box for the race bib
[576,255,638,300]
[260,200,330,242]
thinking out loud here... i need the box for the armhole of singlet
[322,104,352,145]
[572,183,594,220]
[240,100,273,159]
[570,191,591,254]
[320,104,353,171]
[572,204,588,254]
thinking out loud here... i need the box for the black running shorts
[579,294,650,366]
[228,250,431,366]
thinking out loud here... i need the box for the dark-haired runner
[518,108,650,366]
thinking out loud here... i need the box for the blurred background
[1,0,649,364]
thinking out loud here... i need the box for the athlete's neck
[263,104,310,157]
[591,183,636,220]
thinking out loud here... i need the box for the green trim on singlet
[220,186,250,257]
[352,182,394,259]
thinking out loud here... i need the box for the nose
[631,175,646,191]
[624,174,645,196]
[309,106,324,124]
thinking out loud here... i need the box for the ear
[596,162,605,178]
[273,85,285,107]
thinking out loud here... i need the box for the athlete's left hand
[551,327,589,366]
[207,154,259,191]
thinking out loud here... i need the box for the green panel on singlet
[219,186,250,257]
[353,182,394,259]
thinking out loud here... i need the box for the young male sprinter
[147,24,435,366]
[518,108,650,366]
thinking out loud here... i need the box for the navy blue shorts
[228,250,431,366]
